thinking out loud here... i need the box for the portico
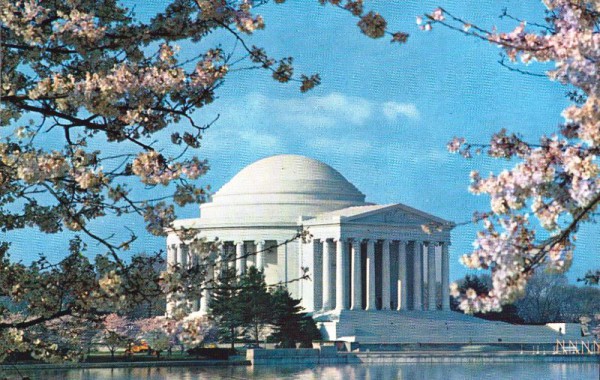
[298,204,451,314]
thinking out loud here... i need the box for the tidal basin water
[5,363,600,380]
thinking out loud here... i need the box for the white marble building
[166,155,590,344]
[167,154,453,315]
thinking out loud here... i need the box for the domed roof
[200,155,367,224]
[217,155,364,199]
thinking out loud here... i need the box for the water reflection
[2,362,598,380]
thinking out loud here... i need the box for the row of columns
[167,240,271,316]
[235,240,266,275]
[317,238,450,312]
[167,237,451,316]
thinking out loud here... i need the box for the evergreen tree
[238,267,273,346]
[209,267,243,350]
[298,315,322,348]
[270,286,321,348]
[211,267,322,348]
[270,286,305,348]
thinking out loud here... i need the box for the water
[2,363,599,380]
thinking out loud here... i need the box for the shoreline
[0,359,249,371]
[347,351,600,364]
[2,352,598,371]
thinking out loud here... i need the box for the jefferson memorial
[166,155,579,343]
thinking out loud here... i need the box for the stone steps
[314,310,583,344]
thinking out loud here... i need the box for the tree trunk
[255,323,259,346]
[230,326,235,351]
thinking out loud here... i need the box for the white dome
[200,155,367,224]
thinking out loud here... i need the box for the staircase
[313,310,582,344]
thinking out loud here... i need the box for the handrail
[554,339,600,355]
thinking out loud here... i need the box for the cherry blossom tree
[97,313,133,360]
[0,0,404,360]
[136,317,174,359]
[135,315,215,358]
[285,1,600,317]
[415,1,600,313]
[175,315,217,348]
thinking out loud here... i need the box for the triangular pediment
[344,204,451,227]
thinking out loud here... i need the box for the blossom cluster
[0,0,50,44]
[132,151,208,186]
[54,9,107,42]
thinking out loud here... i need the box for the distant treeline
[452,272,600,325]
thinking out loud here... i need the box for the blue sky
[7,1,597,283]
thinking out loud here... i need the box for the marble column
[365,240,376,311]
[350,239,362,311]
[217,244,226,278]
[280,240,289,286]
[178,244,188,269]
[235,241,245,275]
[427,242,437,311]
[191,245,199,269]
[199,250,213,315]
[174,244,181,268]
[308,240,323,311]
[381,240,391,310]
[335,239,349,311]
[191,245,200,312]
[166,244,176,317]
[397,241,408,311]
[441,242,451,311]
[174,244,188,311]
[227,243,235,270]
[167,244,176,267]
[256,240,265,271]
[412,241,423,311]
[298,241,304,300]
[322,239,334,311]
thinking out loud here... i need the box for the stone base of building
[312,310,582,344]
